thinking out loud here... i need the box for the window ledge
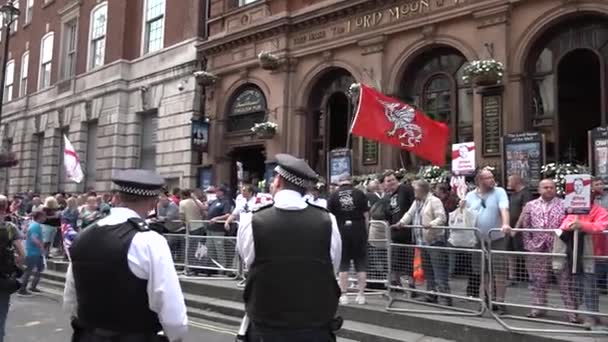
[42,0,55,9]
[220,0,267,19]
[22,22,31,29]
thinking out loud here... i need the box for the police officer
[63,169,188,342]
[328,175,369,305]
[237,154,342,342]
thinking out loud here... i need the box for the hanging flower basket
[193,70,219,86]
[0,152,18,168]
[258,51,281,70]
[541,162,589,197]
[251,121,278,139]
[462,59,504,87]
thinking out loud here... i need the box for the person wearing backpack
[0,195,25,342]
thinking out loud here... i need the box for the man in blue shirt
[18,211,46,296]
[464,168,510,313]
[206,186,234,271]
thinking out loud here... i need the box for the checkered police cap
[273,153,318,188]
[112,169,165,198]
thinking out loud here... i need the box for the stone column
[357,36,387,172]
[472,5,510,169]
[40,129,61,195]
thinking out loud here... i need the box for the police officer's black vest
[70,219,162,334]
[244,205,340,329]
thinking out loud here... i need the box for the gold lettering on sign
[291,0,464,47]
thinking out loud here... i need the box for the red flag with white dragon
[350,84,450,166]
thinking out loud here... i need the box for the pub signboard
[589,127,608,183]
[191,119,209,152]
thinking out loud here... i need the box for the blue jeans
[575,273,599,313]
[21,255,44,291]
[421,241,451,294]
[0,291,10,342]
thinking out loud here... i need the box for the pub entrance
[557,49,602,164]
[306,68,355,178]
[526,16,608,164]
[230,145,266,195]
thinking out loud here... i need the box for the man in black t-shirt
[328,176,369,305]
[380,171,415,293]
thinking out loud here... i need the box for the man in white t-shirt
[224,184,273,230]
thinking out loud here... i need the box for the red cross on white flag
[63,135,84,183]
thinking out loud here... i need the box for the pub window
[399,47,472,144]
[227,85,267,132]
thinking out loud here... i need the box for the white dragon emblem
[380,101,423,148]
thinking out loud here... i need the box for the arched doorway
[526,15,608,163]
[225,84,268,192]
[306,68,355,177]
[398,46,472,166]
[557,49,602,163]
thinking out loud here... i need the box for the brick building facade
[199,0,608,188]
[0,0,207,195]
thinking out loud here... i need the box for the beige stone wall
[0,39,202,196]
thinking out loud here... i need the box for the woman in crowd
[79,195,101,229]
[41,196,61,258]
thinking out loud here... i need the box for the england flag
[63,135,84,183]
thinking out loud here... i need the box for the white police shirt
[232,193,274,216]
[63,207,188,342]
[303,194,328,209]
[237,189,342,273]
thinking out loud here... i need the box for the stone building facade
[0,0,207,195]
[200,0,608,187]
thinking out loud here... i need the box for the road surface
[6,293,238,342]
[6,293,358,342]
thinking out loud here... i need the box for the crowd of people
[3,166,607,336]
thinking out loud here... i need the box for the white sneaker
[339,294,349,305]
[355,294,366,305]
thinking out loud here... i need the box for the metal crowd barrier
[341,239,389,297]
[386,225,486,316]
[163,220,241,280]
[488,228,608,335]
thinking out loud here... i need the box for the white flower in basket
[462,59,505,86]
[251,121,278,138]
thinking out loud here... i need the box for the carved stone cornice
[357,36,386,56]
[473,3,510,29]
[199,0,488,55]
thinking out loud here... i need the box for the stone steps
[39,260,601,342]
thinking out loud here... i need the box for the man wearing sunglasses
[464,168,510,314]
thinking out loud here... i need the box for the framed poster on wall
[198,166,213,190]
[328,148,352,185]
[502,132,545,188]
[589,127,608,183]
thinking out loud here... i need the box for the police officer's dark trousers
[73,331,168,342]
[247,324,335,342]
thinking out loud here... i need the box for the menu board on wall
[362,139,378,165]
[328,148,352,185]
[482,95,501,156]
[502,132,545,188]
[589,127,608,183]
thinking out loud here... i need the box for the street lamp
[0,0,19,168]
[0,0,19,122]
